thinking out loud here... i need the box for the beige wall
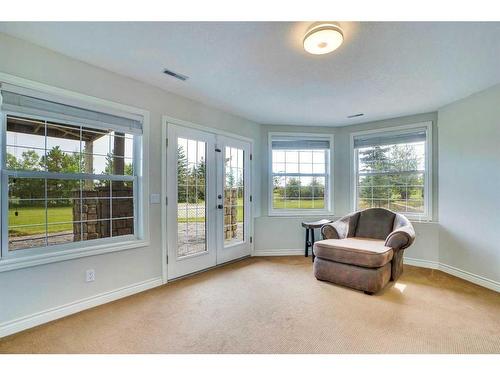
[0,33,262,326]
[437,84,500,283]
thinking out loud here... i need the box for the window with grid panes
[1,87,143,257]
[270,134,332,215]
[353,125,431,219]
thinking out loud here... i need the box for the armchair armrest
[321,223,341,239]
[321,212,359,240]
[385,224,415,250]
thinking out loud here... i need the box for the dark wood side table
[301,219,333,261]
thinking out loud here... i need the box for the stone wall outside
[72,187,133,240]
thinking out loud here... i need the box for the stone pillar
[72,192,82,241]
[224,188,238,240]
[113,133,125,192]
[72,186,133,240]
[230,188,238,238]
[84,140,93,189]
[113,132,125,175]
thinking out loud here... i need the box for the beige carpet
[1,256,499,354]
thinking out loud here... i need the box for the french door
[166,124,251,280]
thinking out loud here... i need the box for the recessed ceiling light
[303,23,344,55]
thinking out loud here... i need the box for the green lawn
[272,194,325,209]
[9,206,73,236]
[358,197,424,213]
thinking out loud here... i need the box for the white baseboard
[253,249,304,256]
[0,277,163,338]
[438,262,500,293]
[403,256,440,269]
[405,257,499,292]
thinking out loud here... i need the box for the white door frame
[161,115,254,283]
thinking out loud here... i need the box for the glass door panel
[177,137,207,257]
[216,136,251,264]
[166,125,216,280]
[223,146,245,247]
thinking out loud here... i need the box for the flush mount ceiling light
[303,23,344,55]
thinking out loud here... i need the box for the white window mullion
[109,180,113,238]
[79,126,83,242]
[44,119,48,246]
[44,177,48,247]
[3,170,135,182]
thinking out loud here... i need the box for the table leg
[311,228,315,262]
[304,227,310,257]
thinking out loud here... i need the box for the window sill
[408,219,437,224]
[396,214,434,223]
[0,239,150,273]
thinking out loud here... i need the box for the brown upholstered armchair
[313,208,415,294]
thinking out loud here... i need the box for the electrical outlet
[85,269,96,282]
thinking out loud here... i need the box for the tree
[358,146,391,207]
[103,154,133,190]
[273,177,325,206]
[125,162,133,176]
[40,147,81,205]
[6,152,20,170]
[177,144,188,203]
[7,147,82,206]
[104,153,113,175]
[357,143,424,210]
[194,158,206,201]
[196,158,206,186]
[225,164,235,188]
[389,144,422,200]
[7,151,44,206]
[272,176,284,207]
[41,146,80,173]
[19,150,42,171]
[285,177,301,199]
[310,177,324,201]
[186,160,205,203]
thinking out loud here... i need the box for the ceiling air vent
[347,113,364,118]
[163,69,189,81]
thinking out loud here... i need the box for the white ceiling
[1,22,500,126]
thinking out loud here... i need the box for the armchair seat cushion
[314,237,393,268]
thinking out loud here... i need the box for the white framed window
[0,80,148,270]
[351,122,432,220]
[268,132,333,216]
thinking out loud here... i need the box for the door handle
[217,204,224,209]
